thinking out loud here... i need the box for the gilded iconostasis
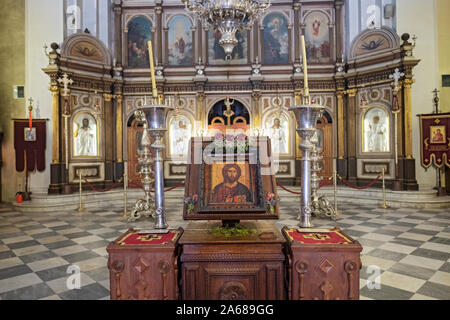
[41,0,421,195]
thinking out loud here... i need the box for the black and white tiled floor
[0,196,449,300]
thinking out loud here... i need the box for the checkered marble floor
[0,196,449,300]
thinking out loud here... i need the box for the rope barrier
[276,181,301,195]
[128,180,185,193]
[276,176,333,195]
[337,174,381,190]
[319,179,334,189]
[129,180,144,189]
[83,178,124,193]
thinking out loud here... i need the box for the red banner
[418,113,450,169]
[14,119,47,172]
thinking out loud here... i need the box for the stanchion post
[380,168,389,209]
[77,171,88,215]
[122,162,128,219]
[333,170,340,216]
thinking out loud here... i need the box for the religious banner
[418,113,450,168]
[14,119,47,172]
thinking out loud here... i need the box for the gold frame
[430,125,446,144]
[361,106,391,154]
[24,127,37,142]
[72,112,100,158]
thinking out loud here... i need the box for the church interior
[0,0,449,301]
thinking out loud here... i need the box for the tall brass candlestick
[301,35,309,103]
[147,40,158,104]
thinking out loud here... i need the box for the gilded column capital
[60,88,71,97]
[50,85,59,96]
[251,91,262,102]
[336,90,345,97]
[115,95,123,103]
[103,93,113,102]
[335,0,344,9]
[196,92,205,102]
[403,79,415,89]
[346,89,358,97]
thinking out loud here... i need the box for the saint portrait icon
[430,126,446,144]
[169,116,192,156]
[211,163,252,204]
[266,115,289,154]
[73,113,98,157]
[263,13,289,64]
[185,138,278,219]
[24,128,36,142]
[363,108,390,153]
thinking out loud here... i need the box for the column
[346,88,358,182]
[259,24,264,62]
[123,28,128,67]
[191,25,196,65]
[196,92,205,124]
[49,84,62,194]
[197,21,203,63]
[336,90,346,178]
[104,93,114,184]
[251,91,261,128]
[253,20,259,62]
[402,78,418,190]
[293,1,301,63]
[403,79,415,159]
[113,4,122,66]
[288,23,293,63]
[336,91,345,159]
[116,95,123,163]
[60,88,71,173]
[114,94,124,181]
[155,3,163,64]
[51,85,60,164]
[335,0,344,62]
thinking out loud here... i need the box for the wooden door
[127,120,154,187]
[316,113,333,178]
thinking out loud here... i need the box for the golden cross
[304,233,330,241]
[223,97,235,126]
[137,234,162,241]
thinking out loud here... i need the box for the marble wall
[0,0,26,202]
[397,0,439,189]
[437,0,450,114]
[24,0,64,198]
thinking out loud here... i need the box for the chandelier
[182,0,271,60]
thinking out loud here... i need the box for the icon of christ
[212,164,252,203]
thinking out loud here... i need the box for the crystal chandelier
[182,0,271,59]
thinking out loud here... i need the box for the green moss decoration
[209,224,260,238]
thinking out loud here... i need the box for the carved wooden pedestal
[107,228,183,300]
[282,227,362,300]
[179,221,286,300]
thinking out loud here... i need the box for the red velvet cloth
[117,230,179,245]
[14,120,46,172]
[285,228,353,244]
